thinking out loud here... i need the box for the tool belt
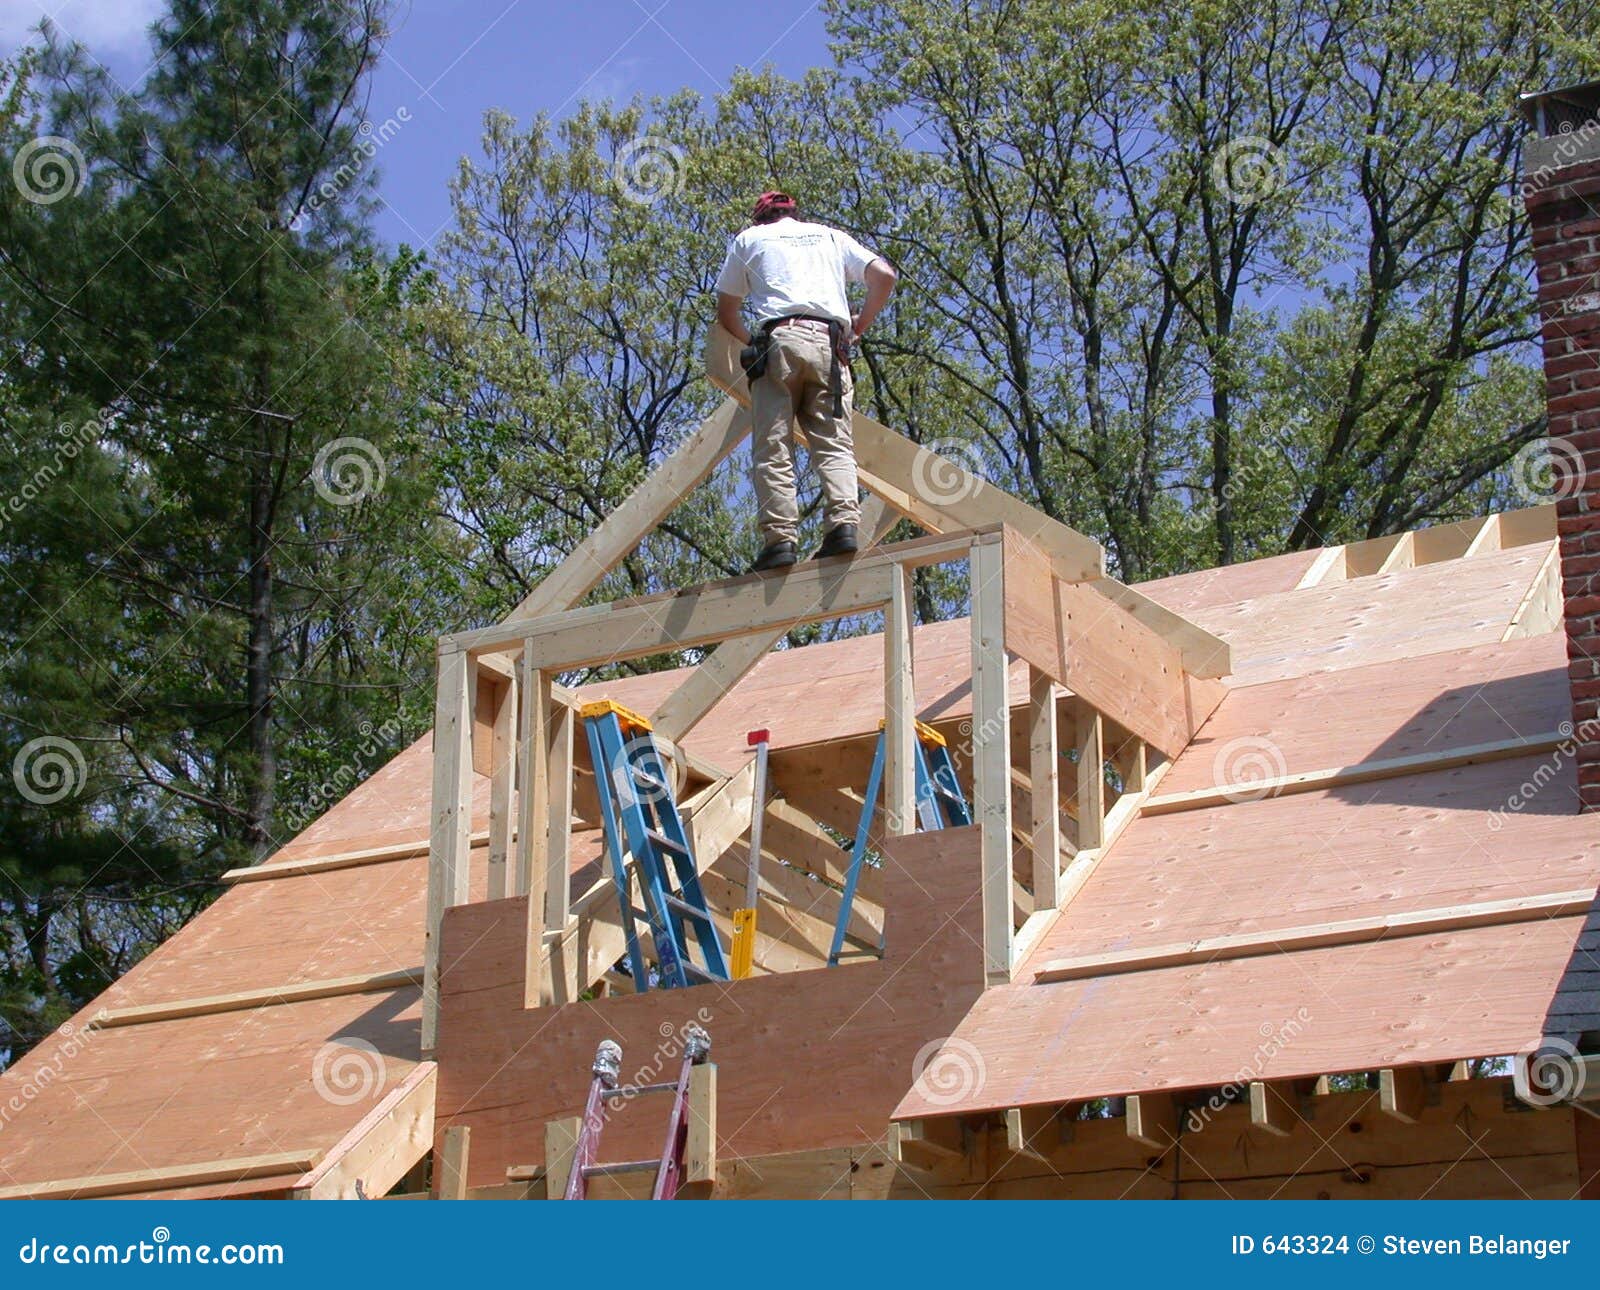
[739,314,851,417]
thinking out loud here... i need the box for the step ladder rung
[582,1159,661,1178]
[602,1081,680,1099]
[630,768,669,792]
[679,960,720,983]
[645,828,690,856]
[663,892,709,919]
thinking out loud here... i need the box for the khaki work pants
[749,322,861,546]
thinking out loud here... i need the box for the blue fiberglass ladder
[581,700,729,991]
[827,718,972,966]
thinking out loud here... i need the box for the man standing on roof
[716,190,898,572]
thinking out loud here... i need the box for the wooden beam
[505,398,752,622]
[423,642,473,1055]
[1034,889,1596,983]
[1005,1106,1065,1162]
[1126,1093,1179,1150]
[222,836,439,883]
[486,671,518,902]
[434,1124,471,1199]
[544,697,575,934]
[970,534,1013,985]
[1003,527,1205,757]
[884,565,916,838]
[1380,1068,1431,1124]
[1090,577,1232,678]
[95,967,423,1029]
[651,495,900,743]
[544,1115,582,1200]
[684,1062,718,1196]
[292,1064,437,1200]
[1503,540,1562,641]
[1249,1081,1298,1138]
[456,530,981,664]
[1141,732,1566,817]
[1076,708,1104,853]
[1295,544,1347,589]
[848,412,1105,582]
[0,1151,321,1201]
[520,663,553,1007]
[890,1117,967,1170]
[1027,672,1062,910]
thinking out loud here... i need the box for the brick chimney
[1521,81,1600,811]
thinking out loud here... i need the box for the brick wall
[1525,153,1600,810]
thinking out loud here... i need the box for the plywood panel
[0,990,422,1195]
[1158,633,1568,797]
[1028,752,1595,961]
[893,916,1584,1119]
[1187,543,1556,687]
[433,827,988,1189]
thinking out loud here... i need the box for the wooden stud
[486,670,518,902]
[544,1115,582,1200]
[890,1117,967,1171]
[544,697,574,936]
[423,642,473,1055]
[1125,1093,1179,1150]
[1076,708,1105,854]
[1005,1106,1064,1162]
[1249,1081,1297,1137]
[520,660,554,1008]
[1503,541,1562,641]
[1027,671,1062,911]
[970,534,1013,985]
[684,1062,718,1194]
[884,565,916,838]
[434,1124,471,1199]
[1380,1067,1430,1124]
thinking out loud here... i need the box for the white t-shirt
[716,218,880,327]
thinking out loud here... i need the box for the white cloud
[0,0,164,57]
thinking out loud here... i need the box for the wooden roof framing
[0,312,1588,1199]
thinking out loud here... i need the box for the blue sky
[1,0,834,246]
